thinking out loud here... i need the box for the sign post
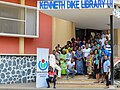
[110,15,114,85]
[36,48,49,88]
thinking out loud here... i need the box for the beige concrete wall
[113,29,120,45]
[114,29,118,45]
[117,29,120,44]
[52,17,75,49]
[114,29,120,57]
[116,29,120,57]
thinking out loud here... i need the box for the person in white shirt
[82,44,91,58]
[82,44,91,75]
[49,50,61,78]
[66,58,77,80]
[81,41,86,49]
[101,33,106,46]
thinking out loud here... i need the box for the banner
[38,0,114,10]
[36,48,49,88]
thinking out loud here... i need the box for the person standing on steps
[82,44,91,75]
[75,47,84,75]
[103,55,110,88]
[93,49,101,83]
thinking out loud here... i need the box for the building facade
[0,0,75,84]
[0,0,120,84]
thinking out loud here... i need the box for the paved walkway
[0,83,117,90]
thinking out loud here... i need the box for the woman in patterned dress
[75,47,84,75]
[87,50,94,78]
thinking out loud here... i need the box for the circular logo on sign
[38,59,48,70]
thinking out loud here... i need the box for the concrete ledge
[0,54,37,56]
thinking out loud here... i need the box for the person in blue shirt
[103,55,110,88]
[102,45,110,58]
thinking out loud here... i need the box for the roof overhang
[38,0,120,30]
[41,8,120,30]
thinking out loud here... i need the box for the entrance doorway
[75,28,102,41]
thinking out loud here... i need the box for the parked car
[114,60,120,79]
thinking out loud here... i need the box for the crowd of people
[47,32,111,88]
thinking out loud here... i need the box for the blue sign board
[38,0,114,10]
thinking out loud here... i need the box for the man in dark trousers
[103,55,110,88]
[46,67,57,88]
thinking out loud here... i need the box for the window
[0,1,38,38]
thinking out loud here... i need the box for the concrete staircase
[55,75,106,89]
[0,75,117,90]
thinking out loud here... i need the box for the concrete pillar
[72,22,76,38]
[19,38,24,54]
[20,0,25,4]
[52,17,56,50]
[114,29,120,57]
[117,29,120,57]
[19,0,25,54]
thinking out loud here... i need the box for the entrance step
[0,75,117,90]
[52,75,106,89]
